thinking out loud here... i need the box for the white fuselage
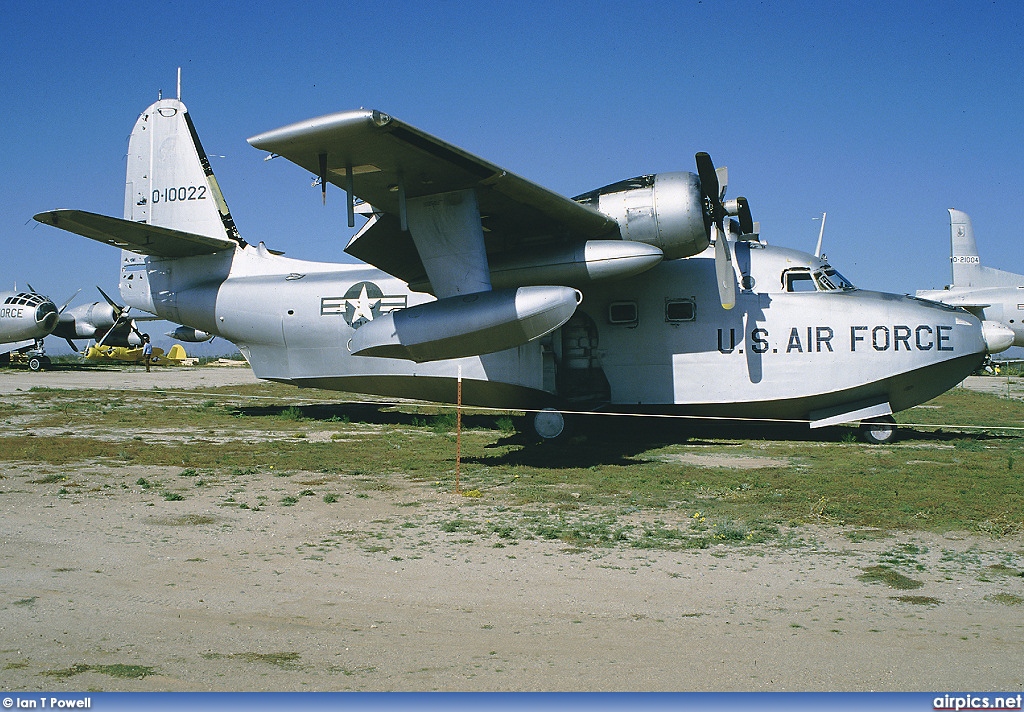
[119,238,988,419]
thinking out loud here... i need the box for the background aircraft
[50,287,145,352]
[84,342,191,365]
[0,288,60,370]
[917,209,1024,348]
[0,284,158,369]
[0,281,209,367]
[50,287,211,357]
[34,95,1015,442]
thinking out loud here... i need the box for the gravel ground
[0,368,1022,691]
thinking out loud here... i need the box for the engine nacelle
[578,172,709,260]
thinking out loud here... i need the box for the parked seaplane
[33,92,1015,442]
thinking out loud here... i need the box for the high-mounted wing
[247,110,620,291]
[34,210,236,258]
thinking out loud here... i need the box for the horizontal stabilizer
[34,210,236,258]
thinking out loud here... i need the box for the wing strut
[318,153,328,205]
[406,188,491,298]
[319,150,357,228]
[345,163,355,228]
[397,175,408,232]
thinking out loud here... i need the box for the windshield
[815,267,855,291]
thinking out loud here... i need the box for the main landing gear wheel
[859,415,897,444]
[533,408,567,440]
[27,355,49,372]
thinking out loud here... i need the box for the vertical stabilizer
[123,98,244,246]
[949,208,981,287]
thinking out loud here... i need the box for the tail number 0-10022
[152,186,207,203]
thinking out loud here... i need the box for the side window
[665,298,696,322]
[784,269,816,292]
[608,301,638,326]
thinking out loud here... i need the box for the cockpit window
[817,267,855,291]
[785,270,817,292]
[784,266,856,293]
[4,293,47,306]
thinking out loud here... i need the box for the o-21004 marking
[152,185,207,203]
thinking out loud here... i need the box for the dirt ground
[1,368,1022,691]
[0,362,261,394]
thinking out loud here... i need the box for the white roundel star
[350,282,380,323]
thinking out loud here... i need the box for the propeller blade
[735,197,754,235]
[713,223,736,310]
[715,166,728,200]
[128,319,145,341]
[96,286,120,311]
[94,305,130,350]
[93,330,112,350]
[695,152,719,203]
[27,283,37,294]
[65,338,79,353]
[57,288,82,315]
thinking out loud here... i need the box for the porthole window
[608,301,638,325]
[665,298,696,322]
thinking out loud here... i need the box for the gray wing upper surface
[247,110,619,284]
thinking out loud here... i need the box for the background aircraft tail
[949,208,982,287]
[948,208,1021,289]
[123,98,244,245]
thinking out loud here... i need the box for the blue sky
[4,1,1023,353]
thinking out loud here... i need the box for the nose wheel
[859,415,897,444]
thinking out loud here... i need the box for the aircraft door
[556,311,610,408]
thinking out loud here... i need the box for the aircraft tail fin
[124,98,245,247]
[949,208,981,287]
[947,208,1024,289]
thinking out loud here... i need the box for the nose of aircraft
[982,320,1015,354]
[36,300,59,332]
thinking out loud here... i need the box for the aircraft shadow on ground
[233,402,1015,469]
